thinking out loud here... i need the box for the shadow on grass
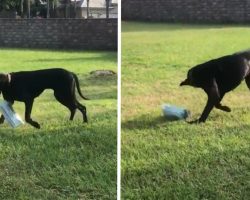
[122,21,249,33]
[122,115,174,130]
[122,111,250,132]
[0,108,117,150]
[0,109,117,199]
[86,90,117,100]
[26,53,117,63]
[122,124,250,199]
[0,47,117,54]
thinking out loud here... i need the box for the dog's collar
[7,74,11,84]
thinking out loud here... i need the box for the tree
[86,0,89,18]
[59,0,71,18]
[105,0,110,19]
[20,0,24,17]
[0,0,56,18]
[0,0,20,12]
[47,0,49,18]
[74,0,76,18]
[46,0,58,18]
[27,0,30,18]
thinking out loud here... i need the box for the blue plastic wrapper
[162,104,189,120]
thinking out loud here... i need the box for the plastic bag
[162,104,189,120]
[0,100,24,128]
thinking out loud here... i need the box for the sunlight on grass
[0,49,117,199]
[122,22,250,200]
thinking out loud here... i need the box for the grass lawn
[122,22,250,199]
[0,49,117,199]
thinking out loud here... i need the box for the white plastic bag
[0,100,24,128]
[162,104,189,120]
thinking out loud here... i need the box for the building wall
[122,0,250,23]
[0,18,117,50]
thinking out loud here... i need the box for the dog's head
[180,68,197,87]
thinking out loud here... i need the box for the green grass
[0,49,117,199]
[122,22,250,199]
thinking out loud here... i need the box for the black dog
[180,50,250,123]
[0,68,88,128]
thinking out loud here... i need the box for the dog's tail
[72,73,89,100]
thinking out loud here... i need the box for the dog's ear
[180,78,190,86]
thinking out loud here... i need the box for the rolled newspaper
[0,100,24,128]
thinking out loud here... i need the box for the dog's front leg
[199,81,221,123]
[188,96,217,124]
[198,97,217,123]
[25,99,40,129]
[188,97,216,124]
[190,79,220,123]
[0,115,5,124]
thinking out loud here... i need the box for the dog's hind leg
[214,94,231,112]
[76,101,88,123]
[69,109,76,120]
[193,79,221,123]
[24,99,40,129]
[54,92,78,121]
[54,86,88,123]
[215,103,231,112]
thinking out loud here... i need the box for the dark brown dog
[0,68,88,128]
[180,50,250,123]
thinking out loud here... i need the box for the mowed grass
[122,22,250,199]
[0,49,117,199]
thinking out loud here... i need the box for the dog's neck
[7,74,11,84]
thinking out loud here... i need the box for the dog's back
[188,52,250,93]
[10,68,72,90]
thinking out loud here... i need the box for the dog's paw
[187,119,206,124]
[215,104,231,112]
[34,123,41,129]
[31,122,41,129]
[0,118,4,124]
[221,106,231,112]
[187,119,200,124]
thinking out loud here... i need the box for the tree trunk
[47,0,50,18]
[106,0,109,19]
[74,0,77,18]
[27,0,30,18]
[65,0,70,18]
[87,0,89,18]
[21,0,24,17]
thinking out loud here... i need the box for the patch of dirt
[90,70,116,76]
